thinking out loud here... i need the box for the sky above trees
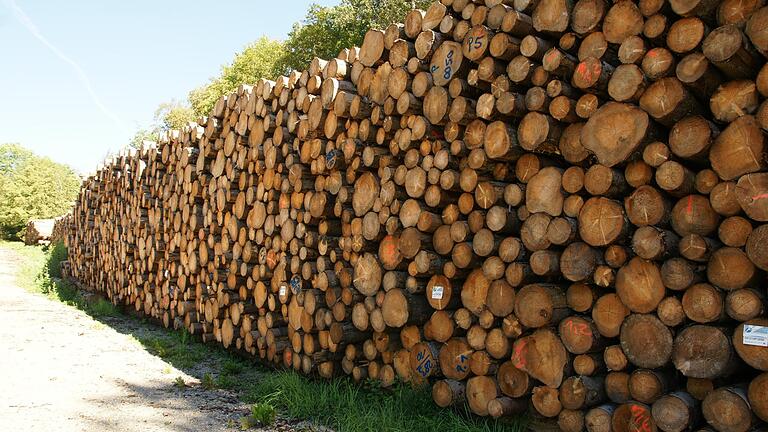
[0,0,336,173]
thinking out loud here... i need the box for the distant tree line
[131,0,430,146]
[0,143,81,239]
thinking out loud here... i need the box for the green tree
[0,143,34,176]
[154,100,196,131]
[189,36,286,116]
[128,128,159,150]
[127,99,195,149]
[278,0,431,72]
[0,144,81,239]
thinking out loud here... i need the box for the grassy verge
[2,241,119,317]
[1,240,526,432]
[245,371,525,432]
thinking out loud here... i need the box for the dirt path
[0,247,247,432]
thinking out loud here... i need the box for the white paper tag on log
[743,325,768,347]
[431,285,444,300]
[279,285,287,297]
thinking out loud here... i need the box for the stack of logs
[58,0,768,430]
[51,214,70,246]
[25,219,54,245]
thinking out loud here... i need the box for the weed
[222,358,245,376]
[137,335,207,369]
[242,370,526,432]
[202,373,216,390]
[89,298,120,317]
[175,328,191,345]
[240,403,276,429]
[216,373,237,390]
[174,376,186,388]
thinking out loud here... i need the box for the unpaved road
[0,247,246,432]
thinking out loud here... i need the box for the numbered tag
[462,25,490,61]
[743,324,768,347]
[429,41,463,87]
[279,285,287,297]
[431,285,444,300]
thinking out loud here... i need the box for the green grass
[1,240,120,317]
[174,376,187,388]
[1,240,527,432]
[240,402,277,429]
[241,371,525,432]
[135,329,210,370]
[202,372,216,390]
[1,240,47,292]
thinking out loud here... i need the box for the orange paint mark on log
[511,338,528,369]
[630,405,652,432]
[382,236,398,259]
[564,319,590,337]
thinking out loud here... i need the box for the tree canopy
[129,99,196,149]
[279,0,430,72]
[0,143,34,177]
[0,143,81,239]
[189,36,287,116]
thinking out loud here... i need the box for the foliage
[128,100,195,149]
[0,143,33,176]
[202,373,216,390]
[222,358,245,375]
[278,0,430,72]
[154,100,196,131]
[0,144,81,239]
[1,240,48,293]
[245,371,526,432]
[240,403,277,429]
[88,298,121,317]
[189,36,287,116]
[128,128,159,150]
[174,376,187,388]
[46,239,67,278]
[138,330,208,370]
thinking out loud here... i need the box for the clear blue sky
[0,0,337,173]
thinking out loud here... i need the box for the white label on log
[431,285,444,300]
[743,325,768,347]
[279,286,287,297]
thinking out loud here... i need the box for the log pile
[51,214,71,246]
[59,0,768,430]
[25,218,54,245]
